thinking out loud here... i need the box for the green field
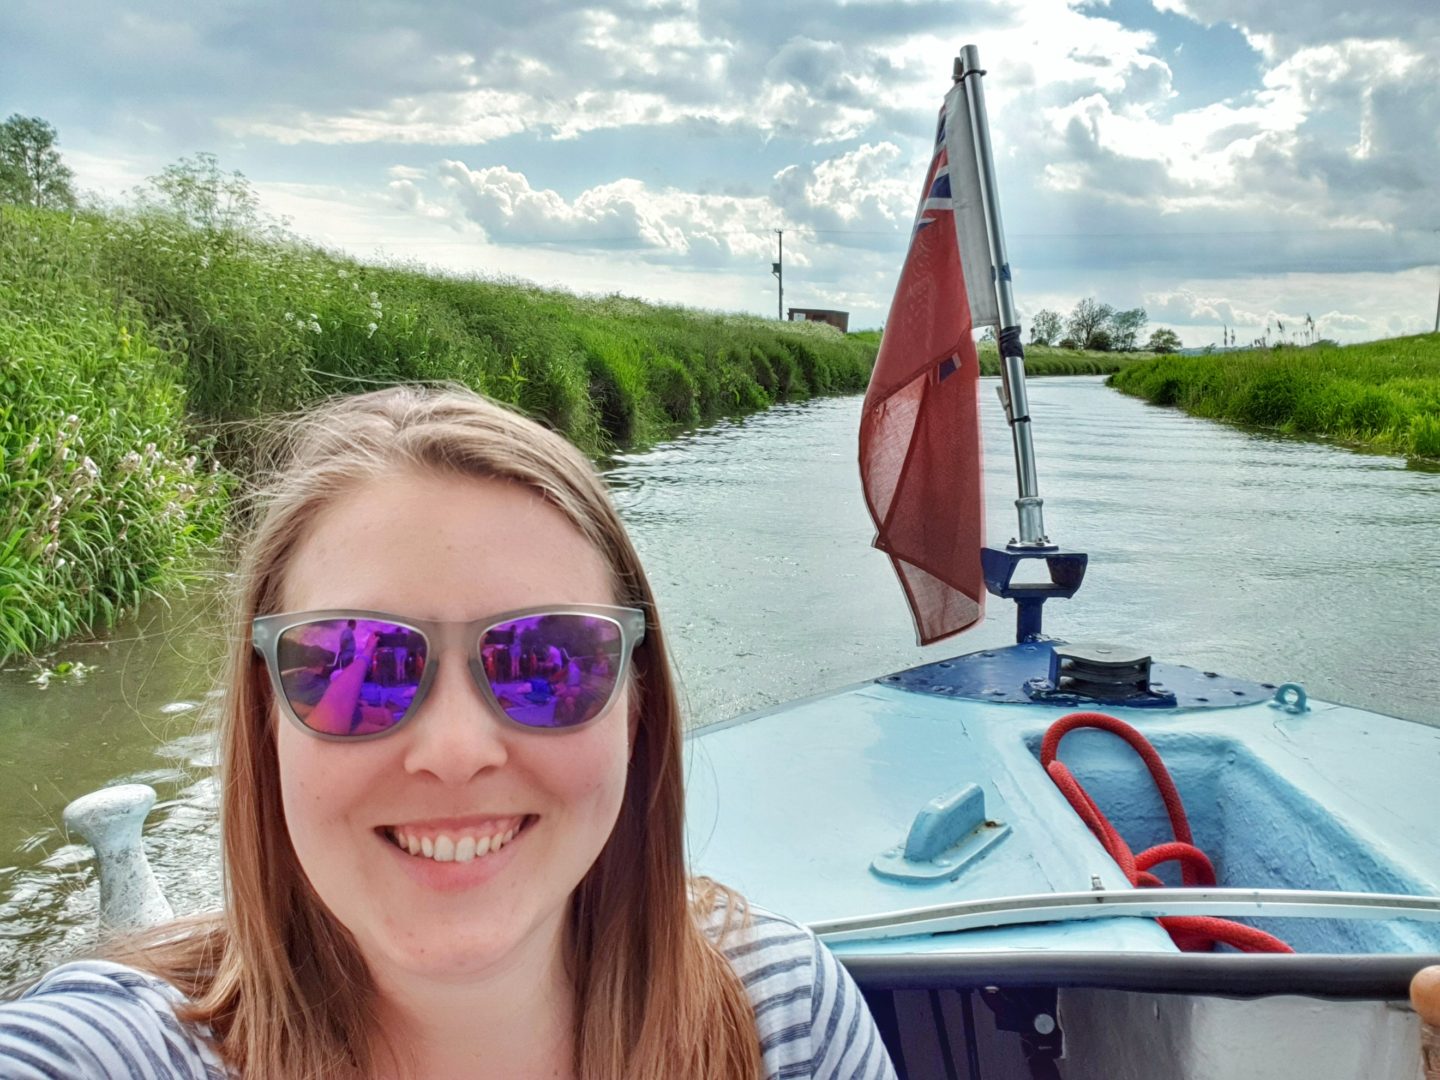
[1110,336,1440,460]
[0,204,878,658]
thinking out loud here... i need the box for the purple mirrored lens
[277,618,427,736]
[480,613,623,728]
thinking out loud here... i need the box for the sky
[4,0,1438,347]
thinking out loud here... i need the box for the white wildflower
[118,451,142,473]
[55,556,67,569]
[366,322,378,338]
[81,456,100,479]
[337,268,348,279]
[49,494,62,511]
[283,311,295,321]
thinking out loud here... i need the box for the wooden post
[1414,966,1440,1079]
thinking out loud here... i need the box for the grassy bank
[1,213,227,657]
[1110,336,1440,459]
[0,204,878,659]
[979,342,1152,375]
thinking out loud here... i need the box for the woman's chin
[366,920,555,984]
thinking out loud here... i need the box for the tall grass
[0,209,226,657]
[1110,336,1440,459]
[82,208,876,461]
[980,342,1152,376]
[1,203,879,657]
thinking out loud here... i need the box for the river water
[3,376,1438,984]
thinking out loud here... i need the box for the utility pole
[1434,230,1439,333]
[772,229,784,320]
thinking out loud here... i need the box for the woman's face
[275,469,633,983]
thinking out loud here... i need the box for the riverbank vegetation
[1,158,877,659]
[979,342,1152,375]
[1,212,227,657]
[1110,335,1440,460]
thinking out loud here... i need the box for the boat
[681,45,1440,1079]
[58,43,1440,1080]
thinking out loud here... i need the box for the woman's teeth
[388,822,522,863]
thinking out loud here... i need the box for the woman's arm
[0,962,225,1079]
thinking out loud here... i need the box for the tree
[1109,307,1148,351]
[1066,298,1114,351]
[0,114,77,210]
[1147,327,1182,353]
[144,152,260,233]
[1029,309,1063,346]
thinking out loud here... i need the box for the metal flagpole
[957,46,1050,549]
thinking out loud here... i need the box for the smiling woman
[0,386,896,1080]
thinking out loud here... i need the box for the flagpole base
[981,546,1088,643]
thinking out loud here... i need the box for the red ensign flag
[859,99,986,645]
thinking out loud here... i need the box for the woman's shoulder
[699,897,897,1080]
[0,959,227,1079]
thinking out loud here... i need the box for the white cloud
[7,0,1435,341]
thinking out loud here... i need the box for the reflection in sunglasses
[275,612,627,734]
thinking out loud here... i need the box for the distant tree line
[1028,299,1181,354]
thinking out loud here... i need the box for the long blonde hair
[124,386,762,1078]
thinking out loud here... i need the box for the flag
[859,83,994,646]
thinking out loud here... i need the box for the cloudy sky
[5,0,1438,345]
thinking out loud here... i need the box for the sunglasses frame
[252,603,647,741]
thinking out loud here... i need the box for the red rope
[1042,711,1292,954]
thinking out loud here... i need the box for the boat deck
[685,645,1440,959]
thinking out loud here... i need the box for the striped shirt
[0,907,894,1079]
[708,904,897,1079]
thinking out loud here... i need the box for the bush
[0,207,226,656]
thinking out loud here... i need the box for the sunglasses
[252,604,646,740]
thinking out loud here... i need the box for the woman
[0,386,896,1079]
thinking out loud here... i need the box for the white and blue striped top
[0,906,895,1079]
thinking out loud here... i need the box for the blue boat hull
[685,641,1440,1077]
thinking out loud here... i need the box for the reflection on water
[3,377,1439,984]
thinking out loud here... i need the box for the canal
[3,376,1438,983]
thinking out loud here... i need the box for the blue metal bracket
[871,782,1011,883]
[981,546,1088,643]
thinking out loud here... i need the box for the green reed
[1109,336,1440,460]
[0,208,227,658]
[1,203,879,657]
[79,207,878,462]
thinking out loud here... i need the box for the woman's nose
[401,650,509,783]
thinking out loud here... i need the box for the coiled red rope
[1042,711,1292,954]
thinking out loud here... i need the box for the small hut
[787,307,850,332]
